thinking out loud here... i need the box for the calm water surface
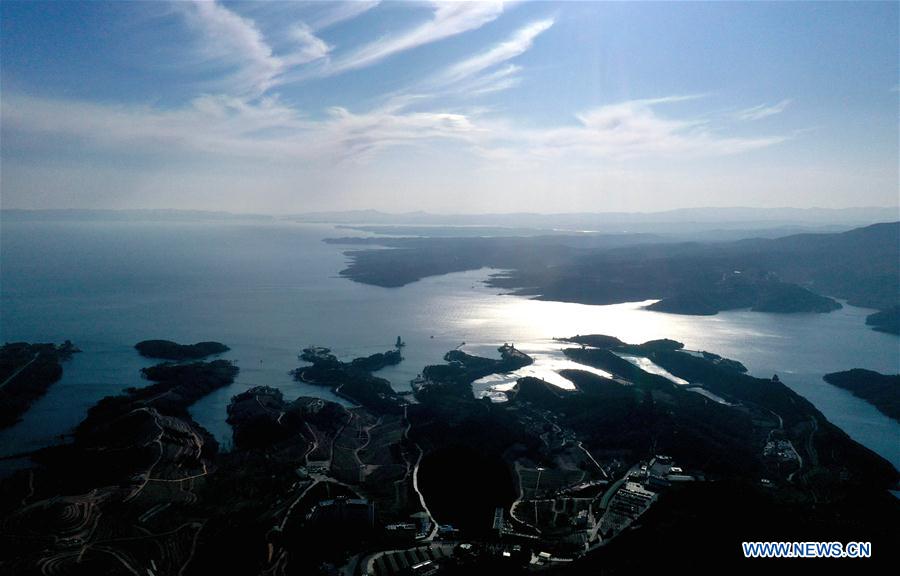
[1,220,897,471]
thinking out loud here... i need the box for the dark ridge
[866,305,900,335]
[0,341,79,429]
[561,335,898,488]
[226,385,350,451]
[78,359,239,438]
[134,339,230,360]
[417,446,517,534]
[646,280,842,315]
[329,221,898,320]
[824,369,900,423]
[563,334,626,349]
[21,359,238,496]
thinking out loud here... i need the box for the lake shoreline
[2,221,897,472]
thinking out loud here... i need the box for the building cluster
[367,543,456,576]
[598,456,694,537]
[384,511,434,542]
[599,479,656,537]
[306,496,375,532]
[352,454,703,574]
[763,437,800,464]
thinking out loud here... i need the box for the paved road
[0,352,39,390]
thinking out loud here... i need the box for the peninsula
[823,369,900,423]
[0,341,79,429]
[866,305,900,335]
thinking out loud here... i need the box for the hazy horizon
[2,204,899,217]
[2,1,898,213]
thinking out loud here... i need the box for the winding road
[0,352,39,390]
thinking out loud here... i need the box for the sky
[1,0,897,214]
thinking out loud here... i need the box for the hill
[331,221,899,322]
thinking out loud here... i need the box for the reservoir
[1,219,898,470]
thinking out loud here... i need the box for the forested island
[134,339,230,360]
[291,346,403,412]
[823,369,900,423]
[327,221,898,323]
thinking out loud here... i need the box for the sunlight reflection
[614,353,690,385]
[471,351,615,402]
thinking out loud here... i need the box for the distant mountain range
[0,209,274,222]
[2,206,897,232]
[291,206,900,228]
[330,221,900,323]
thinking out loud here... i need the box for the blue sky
[1,1,897,213]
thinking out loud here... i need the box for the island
[866,305,900,335]
[134,339,230,360]
[823,369,900,423]
[0,341,79,429]
[413,343,533,399]
[1,335,898,574]
[291,346,404,413]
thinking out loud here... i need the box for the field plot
[147,414,208,481]
[358,414,415,519]
[330,411,373,484]
[359,415,407,480]
[517,467,586,500]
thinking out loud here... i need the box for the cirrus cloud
[325,1,507,75]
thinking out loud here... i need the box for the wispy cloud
[374,17,554,111]
[1,91,487,166]
[286,22,332,65]
[319,106,484,161]
[454,63,523,96]
[173,1,537,101]
[548,98,787,158]
[177,0,284,96]
[311,0,382,30]
[434,18,553,87]
[2,93,304,159]
[3,91,787,169]
[470,97,787,168]
[176,0,331,96]
[736,99,792,121]
[326,1,507,75]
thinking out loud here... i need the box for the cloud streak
[311,0,382,30]
[176,0,331,96]
[435,18,553,87]
[326,1,506,75]
[286,22,332,65]
[373,17,554,112]
[178,0,285,96]
[2,91,787,168]
[736,99,792,121]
